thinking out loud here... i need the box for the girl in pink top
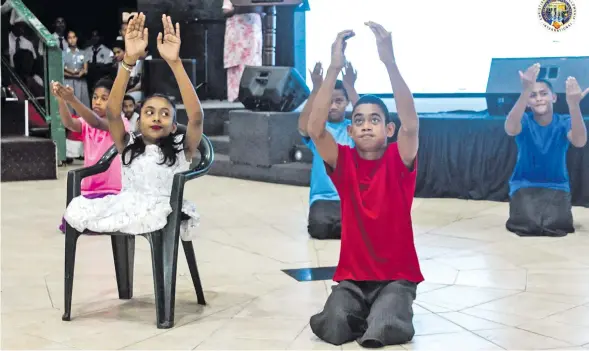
[52,78,130,232]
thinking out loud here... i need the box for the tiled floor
[2,170,589,350]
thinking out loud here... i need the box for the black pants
[310,280,417,348]
[506,187,575,237]
[308,200,341,240]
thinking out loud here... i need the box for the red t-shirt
[327,143,424,283]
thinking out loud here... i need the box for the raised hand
[309,62,323,90]
[343,61,357,86]
[157,14,181,63]
[365,21,394,64]
[519,63,540,92]
[565,76,589,106]
[125,12,149,62]
[330,30,354,70]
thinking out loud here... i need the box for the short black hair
[113,40,125,50]
[123,94,136,104]
[352,95,392,124]
[94,77,114,92]
[536,78,554,92]
[334,80,349,100]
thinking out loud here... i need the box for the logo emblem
[538,0,576,32]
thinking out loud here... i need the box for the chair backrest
[97,126,214,174]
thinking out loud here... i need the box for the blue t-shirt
[509,113,572,196]
[303,120,354,205]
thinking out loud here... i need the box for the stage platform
[197,103,589,207]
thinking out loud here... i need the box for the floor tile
[3,173,589,350]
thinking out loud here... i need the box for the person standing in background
[63,30,90,110]
[222,0,262,102]
[38,17,68,56]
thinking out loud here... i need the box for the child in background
[63,30,90,110]
[122,94,139,132]
[65,115,84,163]
[53,78,130,233]
[64,13,203,241]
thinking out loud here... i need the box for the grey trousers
[310,280,417,348]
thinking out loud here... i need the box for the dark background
[21,0,306,100]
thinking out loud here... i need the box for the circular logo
[538,0,576,32]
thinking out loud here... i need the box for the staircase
[1,99,57,182]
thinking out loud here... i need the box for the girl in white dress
[64,13,204,241]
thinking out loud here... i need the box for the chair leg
[182,241,206,305]
[147,230,181,329]
[62,224,80,321]
[111,236,135,299]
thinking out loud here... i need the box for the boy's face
[67,32,77,47]
[122,99,135,118]
[91,87,110,117]
[55,17,66,35]
[113,47,125,62]
[348,103,394,152]
[90,31,101,46]
[528,81,556,116]
[328,89,349,122]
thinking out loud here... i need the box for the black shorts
[307,200,341,240]
[506,187,574,237]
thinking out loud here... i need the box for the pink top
[80,118,130,195]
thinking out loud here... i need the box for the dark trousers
[506,187,575,237]
[310,280,417,347]
[307,200,341,240]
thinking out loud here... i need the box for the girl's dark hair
[121,93,184,167]
[94,77,114,92]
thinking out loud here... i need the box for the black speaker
[238,66,310,112]
[486,57,589,116]
[142,59,204,103]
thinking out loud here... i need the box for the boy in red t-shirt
[308,22,423,348]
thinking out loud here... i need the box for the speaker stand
[262,6,276,66]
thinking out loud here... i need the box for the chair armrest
[168,135,215,216]
[66,145,119,204]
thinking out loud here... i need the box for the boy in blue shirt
[298,62,359,239]
[504,63,588,237]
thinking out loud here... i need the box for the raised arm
[565,77,588,148]
[51,82,81,133]
[106,13,149,152]
[298,62,323,136]
[505,64,540,136]
[342,61,360,106]
[367,21,417,167]
[307,30,353,169]
[157,14,203,160]
[222,0,234,16]
[53,81,109,131]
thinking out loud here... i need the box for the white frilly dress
[64,134,200,241]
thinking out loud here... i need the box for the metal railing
[7,0,65,161]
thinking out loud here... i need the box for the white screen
[305,0,589,94]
